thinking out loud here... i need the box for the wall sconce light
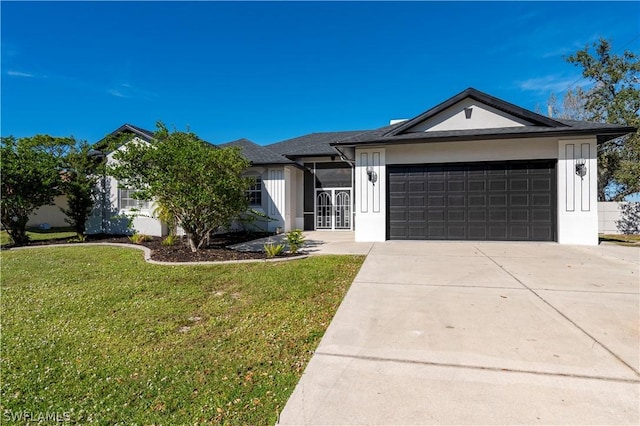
[575,158,587,179]
[366,165,378,184]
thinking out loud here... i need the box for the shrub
[616,202,640,234]
[162,234,179,246]
[129,233,152,244]
[264,243,285,258]
[284,229,305,254]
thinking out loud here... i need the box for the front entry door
[315,189,351,230]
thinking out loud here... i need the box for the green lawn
[1,227,77,246]
[1,246,364,424]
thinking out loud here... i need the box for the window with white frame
[246,176,262,207]
[119,188,151,211]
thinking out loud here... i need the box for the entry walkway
[278,241,640,425]
[230,231,373,255]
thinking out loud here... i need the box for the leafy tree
[566,38,640,200]
[60,141,105,237]
[109,122,251,252]
[0,135,66,245]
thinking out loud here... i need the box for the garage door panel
[510,179,529,191]
[469,195,486,207]
[389,182,406,192]
[488,226,508,239]
[409,196,425,207]
[532,194,552,207]
[510,226,530,239]
[489,179,507,191]
[510,194,529,206]
[469,181,486,191]
[448,210,466,222]
[448,180,465,191]
[468,226,487,239]
[428,195,445,206]
[408,210,425,221]
[428,181,445,192]
[489,195,507,206]
[408,181,425,192]
[489,210,507,222]
[428,210,445,221]
[388,160,556,241]
[448,195,465,206]
[532,178,551,191]
[468,210,486,221]
[510,210,529,222]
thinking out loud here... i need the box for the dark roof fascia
[281,151,343,159]
[249,161,305,170]
[94,123,154,151]
[387,88,568,137]
[332,126,637,147]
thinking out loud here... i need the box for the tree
[0,135,66,245]
[109,122,251,252]
[566,38,640,200]
[60,141,105,237]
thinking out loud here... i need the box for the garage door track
[278,241,639,425]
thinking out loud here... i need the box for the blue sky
[2,1,639,145]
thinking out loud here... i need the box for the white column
[355,148,386,241]
[557,138,598,245]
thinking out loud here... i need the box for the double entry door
[315,188,352,230]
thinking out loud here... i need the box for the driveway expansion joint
[314,351,640,384]
[474,245,640,377]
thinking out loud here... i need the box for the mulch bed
[4,232,299,263]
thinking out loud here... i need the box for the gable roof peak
[385,88,567,137]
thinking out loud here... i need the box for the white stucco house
[88,88,635,245]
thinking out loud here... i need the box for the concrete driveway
[278,241,640,425]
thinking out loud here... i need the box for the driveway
[278,241,640,425]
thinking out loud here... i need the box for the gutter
[332,146,355,166]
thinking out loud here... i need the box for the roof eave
[332,127,637,147]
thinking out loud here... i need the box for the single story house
[88,88,635,245]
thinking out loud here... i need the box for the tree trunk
[187,235,198,253]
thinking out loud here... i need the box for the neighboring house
[27,195,69,228]
[90,88,635,245]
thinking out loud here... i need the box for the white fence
[598,202,639,234]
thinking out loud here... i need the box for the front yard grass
[599,233,640,246]
[1,246,364,424]
[0,227,77,246]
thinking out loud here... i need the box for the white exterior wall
[264,167,286,232]
[27,195,69,228]
[355,148,386,242]
[95,146,166,237]
[386,138,557,164]
[557,138,598,245]
[409,99,532,132]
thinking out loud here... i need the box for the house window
[247,177,262,206]
[119,188,150,211]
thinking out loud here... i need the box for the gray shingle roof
[267,131,366,157]
[219,138,294,165]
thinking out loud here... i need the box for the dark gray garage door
[388,160,556,241]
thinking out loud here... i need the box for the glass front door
[315,188,351,230]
